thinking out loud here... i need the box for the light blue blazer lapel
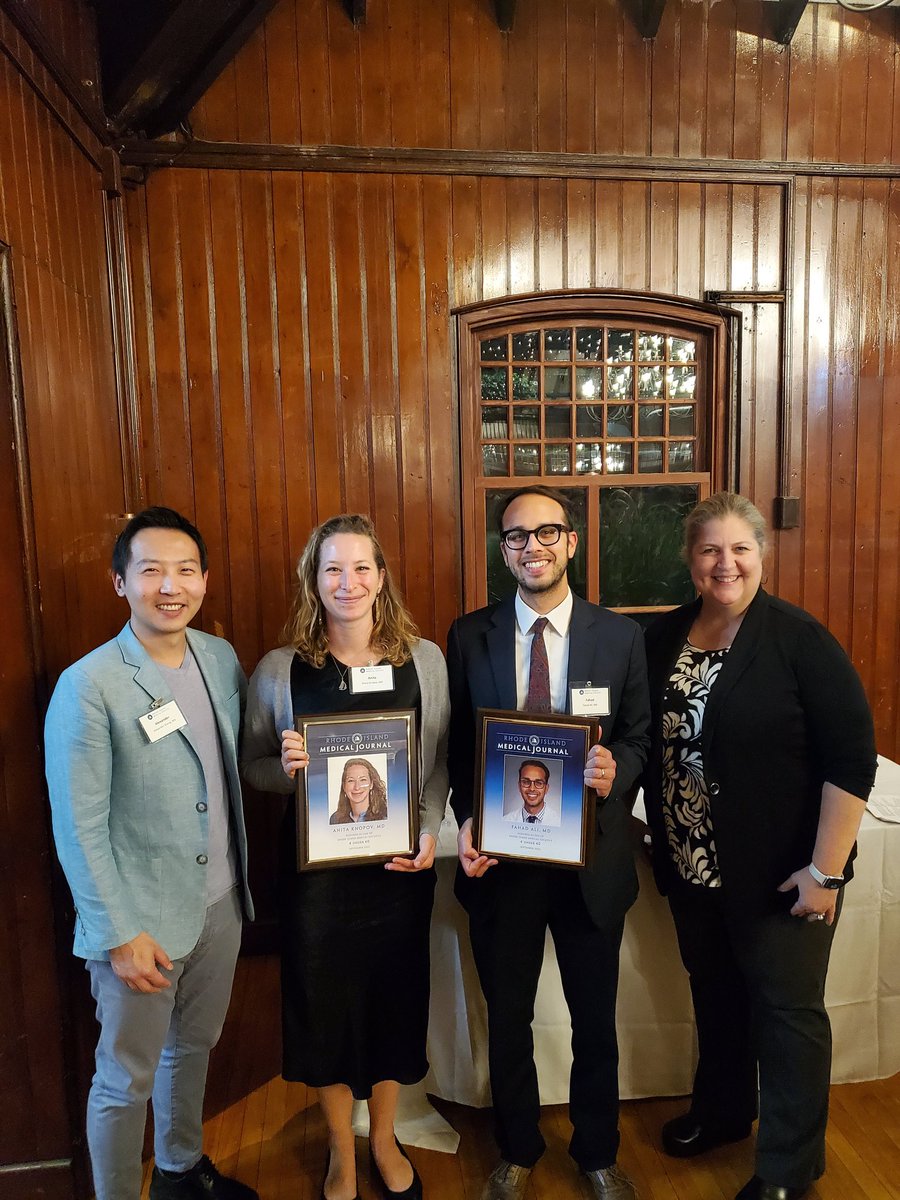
[116,622,203,764]
[116,622,172,709]
[486,599,518,710]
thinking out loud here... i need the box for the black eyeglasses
[501,523,571,550]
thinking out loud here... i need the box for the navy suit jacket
[447,593,650,927]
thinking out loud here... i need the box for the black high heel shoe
[321,1152,360,1200]
[368,1138,422,1200]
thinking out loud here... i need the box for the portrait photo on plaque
[295,709,419,870]
[474,709,598,868]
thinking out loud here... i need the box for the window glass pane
[544,406,571,438]
[638,365,663,399]
[512,406,540,439]
[512,366,539,399]
[668,336,696,362]
[543,328,572,361]
[481,406,508,439]
[482,444,509,476]
[513,445,541,475]
[576,366,603,399]
[606,365,633,399]
[606,405,633,437]
[545,445,571,475]
[481,366,508,400]
[638,332,665,361]
[669,441,695,472]
[599,485,698,606]
[669,404,695,436]
[575,442,603,474]
[543,366,572,399]
[512,331,539,361]
[667,365,697,399]
[481,336,507,361]
[605,442,633,474]
[575,406,604,438]
[607,330,634,362]
[575,327,604,361]
[638,442,664,473]
[638,404,664,436]
[486,488,587,604]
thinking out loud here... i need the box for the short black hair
[518,759,550,783]
[496,486,576,535]
[112,507,208,578]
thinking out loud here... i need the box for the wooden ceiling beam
[629,0,667,40]
[772,0,810,46]
[342,0,366,23]
[494,0,517,32]
[99,0,278,137]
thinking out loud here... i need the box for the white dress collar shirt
[513,589,574,714]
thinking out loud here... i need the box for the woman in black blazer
[642,492,876,1200]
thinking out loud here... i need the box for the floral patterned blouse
[661,641,729,887]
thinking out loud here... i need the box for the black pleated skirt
[278,862,436,1099]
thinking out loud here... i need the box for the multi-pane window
[458,295,734,618]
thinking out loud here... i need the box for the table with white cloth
[423,754,900,1108]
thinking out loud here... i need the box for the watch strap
[808,861,843,887]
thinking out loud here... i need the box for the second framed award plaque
[473,708,599,869]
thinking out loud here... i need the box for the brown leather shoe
[480,1160,532,1200]
[583,1163,638,1199]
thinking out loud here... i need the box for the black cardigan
[642,589,877,913]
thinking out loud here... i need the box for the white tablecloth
[423,755,900,1107]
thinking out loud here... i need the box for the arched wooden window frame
[455,289,741,613]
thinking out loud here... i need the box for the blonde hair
[683,492,768,559]
[283,513,419,668]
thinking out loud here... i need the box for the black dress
[278,654,436,1099]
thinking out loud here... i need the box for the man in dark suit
[447,486,650,1200]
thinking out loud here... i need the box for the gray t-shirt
[157,647,238,904]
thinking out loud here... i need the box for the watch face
[823,877,843,890]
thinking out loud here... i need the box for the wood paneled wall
[191,0,900,166]
[0,7,126,1195]
[126,0,900,765]
[0,10,126,673]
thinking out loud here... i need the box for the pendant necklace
[330,654,350,691]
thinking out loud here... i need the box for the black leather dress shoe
[735,1176,808,1200]
[150,1157,258,1200]
[661,1112,752,1158]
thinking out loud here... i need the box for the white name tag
[569,681,611,717]
[349,664,395,694]
[138,700,187,743]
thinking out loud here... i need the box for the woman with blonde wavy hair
[242,514,449,1200]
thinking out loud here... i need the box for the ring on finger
[599,767,606,779]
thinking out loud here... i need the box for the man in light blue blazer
[45,508,256,1200]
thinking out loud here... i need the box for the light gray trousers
[86,888,243,1200]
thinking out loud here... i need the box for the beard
[510,556,569,595]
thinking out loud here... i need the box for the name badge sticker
[349,665,395,694]
[138,699,188,743]
[569,681,611,717]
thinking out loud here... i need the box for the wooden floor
[140,954,900,1200]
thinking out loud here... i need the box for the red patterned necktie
[525,617,551,713]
